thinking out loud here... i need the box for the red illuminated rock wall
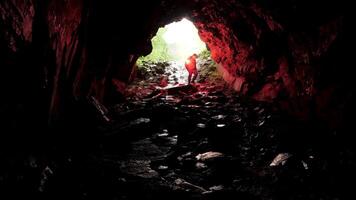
[0,0,168,124]
[191,0,351,124]
[0,0,352,127]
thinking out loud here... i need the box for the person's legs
[188,72,192,84]
[192,71,198,83]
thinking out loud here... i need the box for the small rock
[270,153,292,167]
[212,114,226,120]
[177,152,192,161]
[258,120,265,126]
[183,152,192,157]
[130,118,150,125]
[174,178,208,193]
[209,185,224,191]
[197,123,206,128]
[158,165,169,170]
[167,136,178,145]
[175,178,185,185]
[158,133,169,137]
[118,177,127,182]
[301,161,308,170]
[196,162,208,169]
[196,151,224,161]
[233,116,242,122]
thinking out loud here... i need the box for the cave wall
[0,0,45,131]
[191,0,352,125]
[0,0,353,128]
[0,0,172,126]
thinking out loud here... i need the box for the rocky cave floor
[1,64,354,200]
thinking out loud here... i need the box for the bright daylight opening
[162,18,206,61]
[136,18,216,86]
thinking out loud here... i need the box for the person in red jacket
[185,53,198,84]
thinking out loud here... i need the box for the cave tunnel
[134,18,214,87]
[0,0,354,199]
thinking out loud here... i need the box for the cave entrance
[134,18,219,87]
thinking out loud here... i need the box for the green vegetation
[197,49,222,82]
[137,19,208,65]
[137,28,172,65]
[198,49,211,60]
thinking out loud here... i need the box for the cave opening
[0,0,354,199]
[133,18,218,88]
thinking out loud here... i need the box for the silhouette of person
[184,54,198,84]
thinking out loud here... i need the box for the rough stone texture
[0,1,355,199]
[191,0,351,125]
[45,0,84,122]
[0,0,35,48]
[0,0,353,127]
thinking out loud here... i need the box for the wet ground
[91,83,325,200]
[1,63,356,200]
